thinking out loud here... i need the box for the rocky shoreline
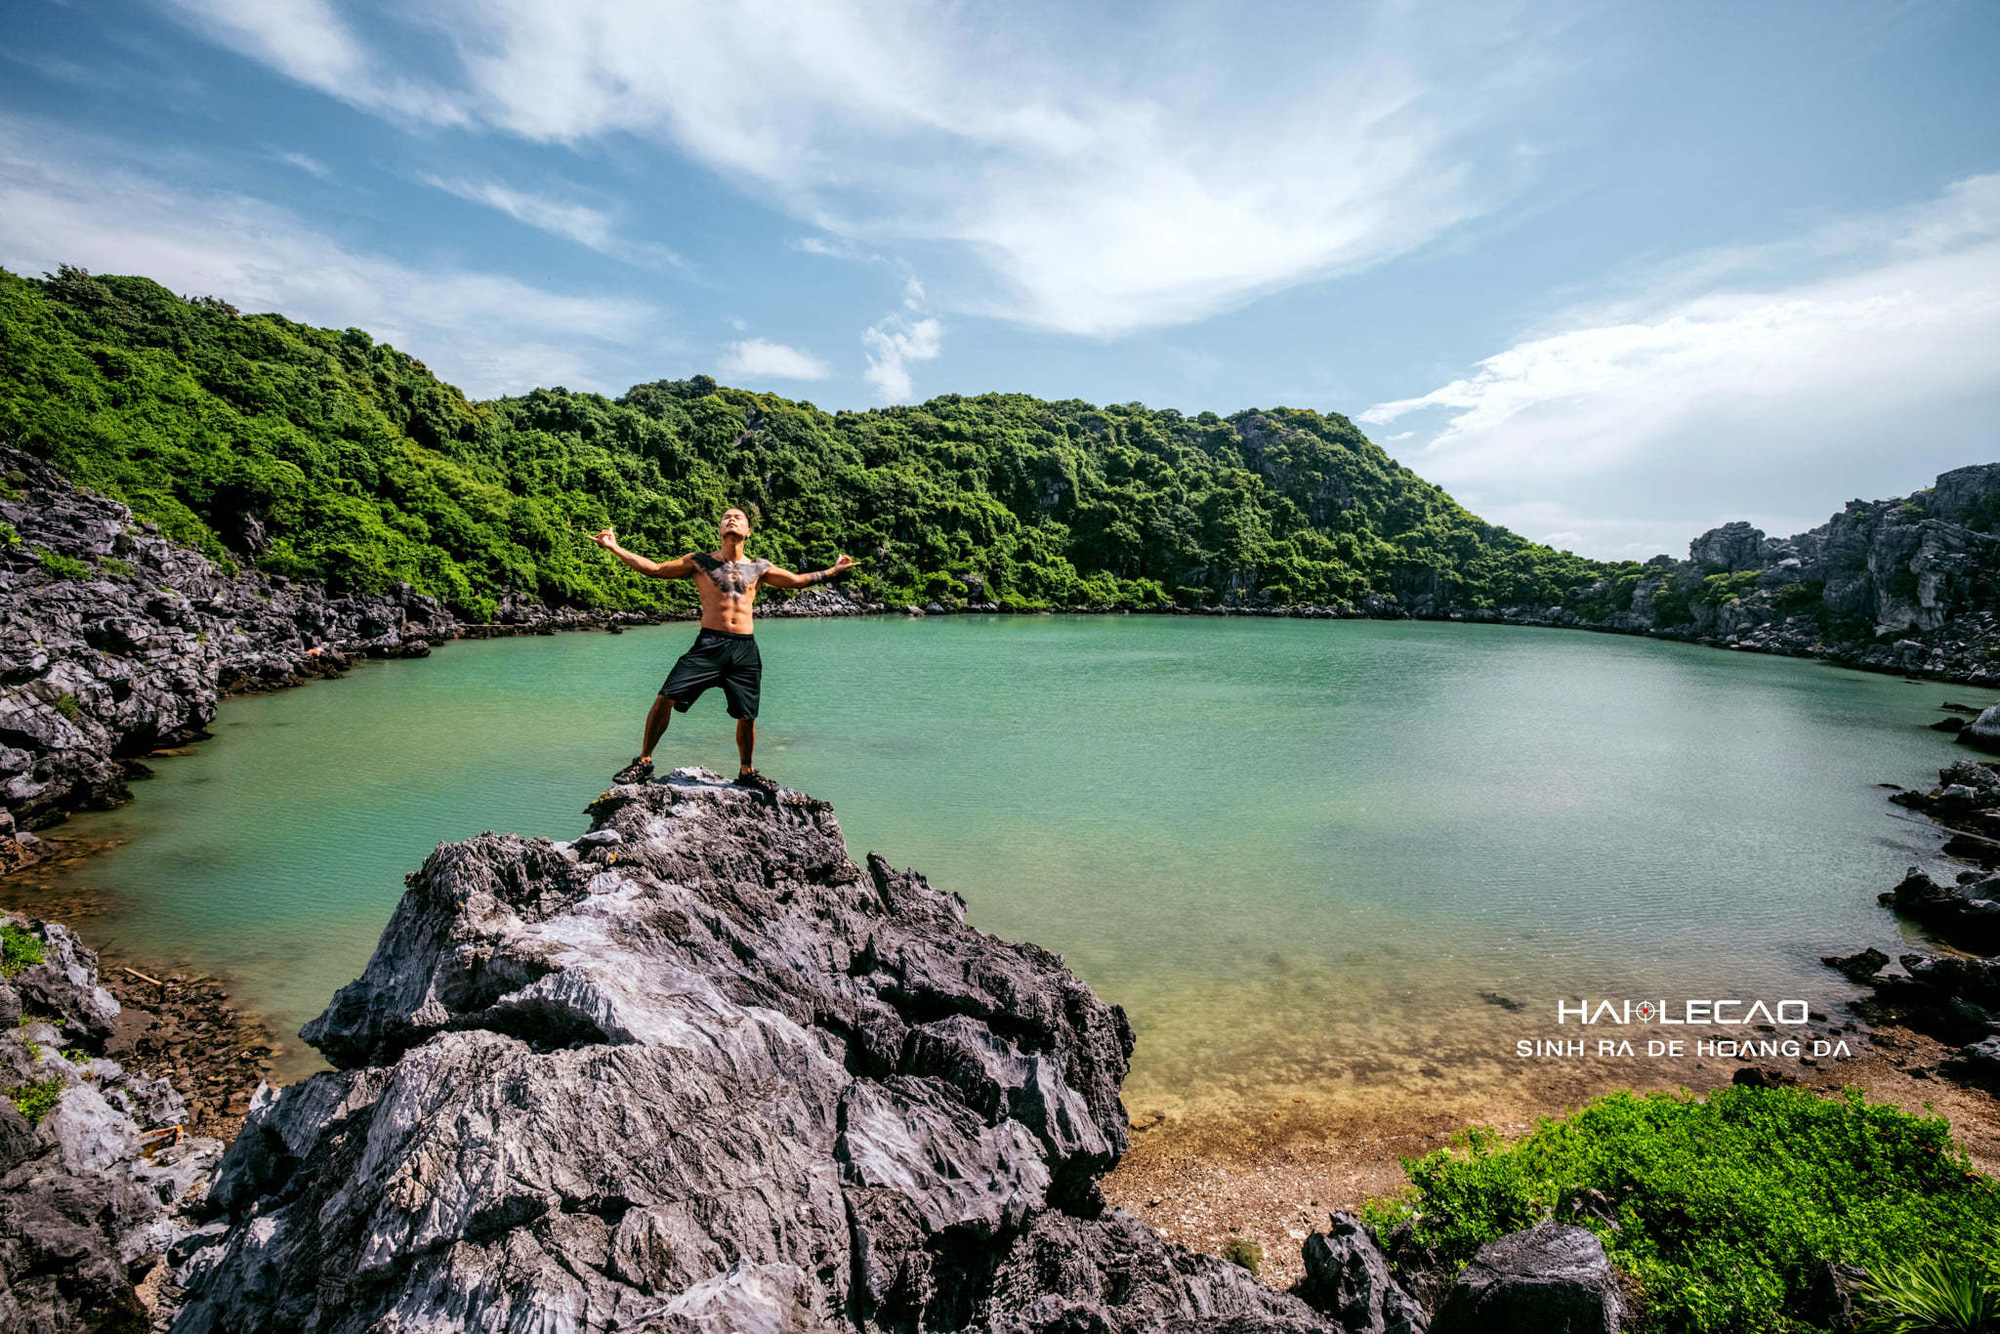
[1819,748,2000,1094]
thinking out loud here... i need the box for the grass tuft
[0,922,44,978]
[8,1077,64,1124]
[1221,1236,1262,1275]
[1859,1252,2000,1333]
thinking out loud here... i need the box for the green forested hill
[0,266,1617,619]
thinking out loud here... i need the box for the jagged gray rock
[1429,1222,1622,1334]
[1292,1212,1427,1333]
[172,771,1339,1333]
[0,914,224,1332]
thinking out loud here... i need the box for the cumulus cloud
[1361,175,2000,558]
[716,337,831,382]
[862,276,942,402]
[159,0,1563,336]
[0,118,662,397]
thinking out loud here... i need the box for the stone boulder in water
[172,770,1337,1332]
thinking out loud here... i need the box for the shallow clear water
[44,617,1965,1131]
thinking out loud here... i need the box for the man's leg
[615,696,676,784]
[643,695,675,761]
[736,717,755,776]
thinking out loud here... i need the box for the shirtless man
[593,508,853,793]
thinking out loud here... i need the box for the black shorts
[660,627,762,719]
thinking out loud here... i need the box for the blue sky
[3,0,1997,558]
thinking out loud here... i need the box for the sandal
[735,769,780,800]
[612,756,654,785]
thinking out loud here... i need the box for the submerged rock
[173,771,1337,1332]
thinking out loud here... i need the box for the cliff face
[171,771,1338,1333]
[1499,464,2000,681]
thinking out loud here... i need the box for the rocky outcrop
[171,771,1339,1332]
[0,445,668,853]
[0,915,224,1331]
[1292,1213,1427,1333]
[1830,756,2000,1090]
[1427,1223,1622,1334]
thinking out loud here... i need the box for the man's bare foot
[612,756,654,784]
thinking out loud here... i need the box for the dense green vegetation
[0,266,1618,620]
[1364,1086,2000,1333]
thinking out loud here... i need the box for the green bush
[8,1077,63,1125]
[53,692,79,721]
[1692,569,1764,608]
[98,555,135,579]
[0,520,16,545]
[1363,1087,2000,1334]
[0,265,1616,618]
[1650,581,1694,627]
[35,548,91,579]
[0,922,43,977]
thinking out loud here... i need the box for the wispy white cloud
[272,149,330,178]
[0,117,663,398]
[419,172,688,270]
[862,276,942,402]
[1363,175,2000,558]
[167,0,468,126]
[160,0,1567,337]
[716,337,831,382]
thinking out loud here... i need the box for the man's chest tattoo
[693,552,769,599]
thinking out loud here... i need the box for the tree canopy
[0,267,1618,620]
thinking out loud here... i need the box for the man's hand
[830,554,856,576]
[592,526,618,550]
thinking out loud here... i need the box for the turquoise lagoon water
[40,616,1967,1130]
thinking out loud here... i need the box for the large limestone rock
[172,771,1336,1333]
[1429,1222,1622,1334]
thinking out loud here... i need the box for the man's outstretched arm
[592,527,696,579]
[762,554,857,589]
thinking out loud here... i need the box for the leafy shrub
[1363,1087,2000,1334]
[8,1077,63,1124]
[35,548,91,579]
[0,520,16,544]
[1691,569,1764,608]
[1649,581,1694,627]
[0,922,44,977]
[53,692,79,721]
[98,555,135,579]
